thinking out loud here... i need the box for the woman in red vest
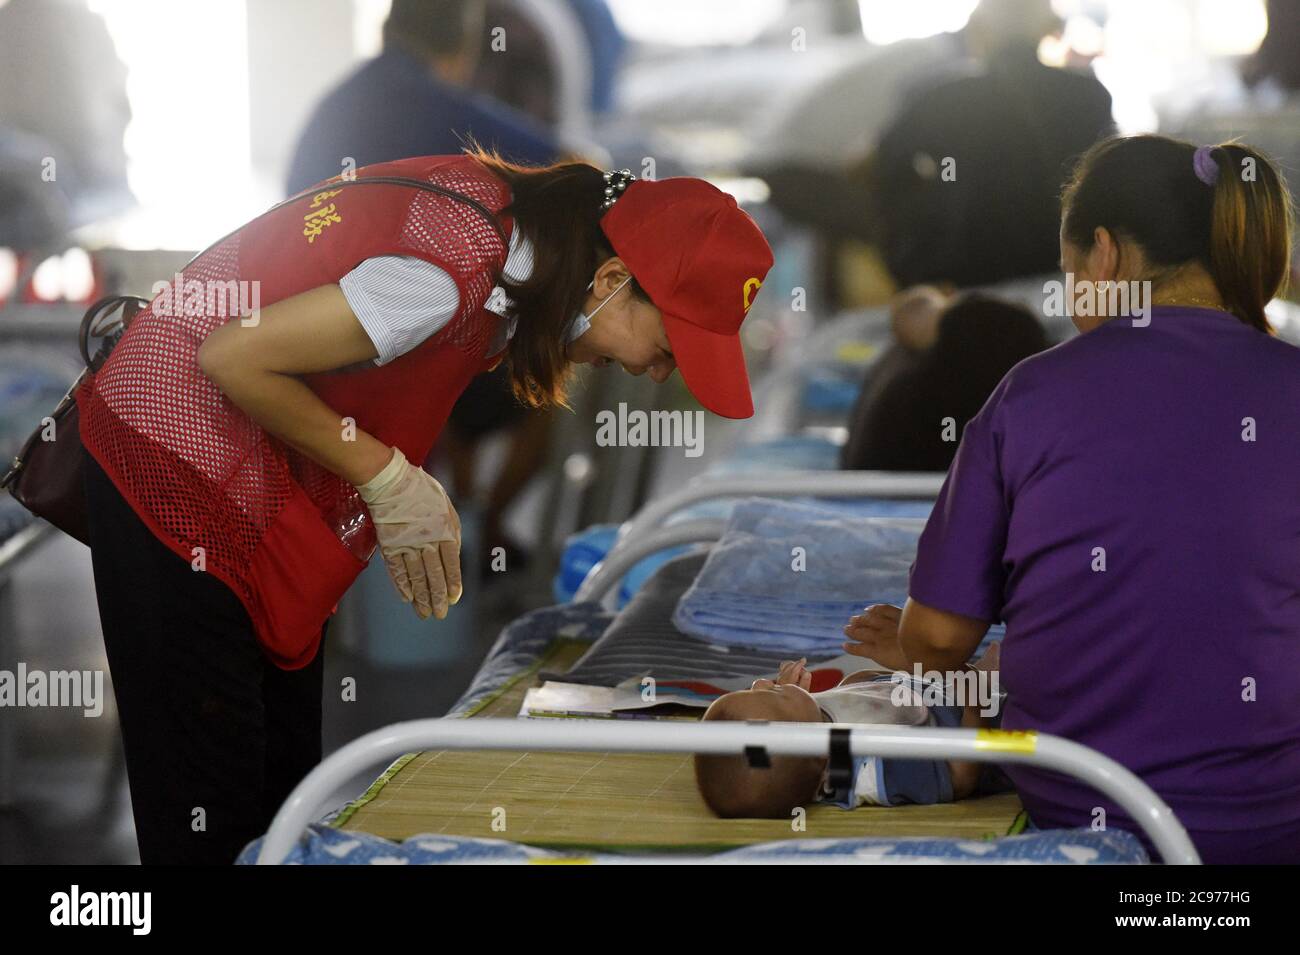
[77,149,773,863]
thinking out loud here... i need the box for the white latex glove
[353,447,462,620]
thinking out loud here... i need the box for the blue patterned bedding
[238,823,1148,865]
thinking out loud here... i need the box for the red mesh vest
[78,155,514,669]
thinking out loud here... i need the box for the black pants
[83,452,327,864]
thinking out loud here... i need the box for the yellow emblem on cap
[742,277,763,312]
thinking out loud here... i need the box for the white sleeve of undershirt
[338,255,461,366]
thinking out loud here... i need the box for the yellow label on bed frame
[975,729,1038,754]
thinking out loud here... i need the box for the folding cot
[244,471,1197,865]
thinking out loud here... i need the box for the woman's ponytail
[1063,134,1294,334]
[1204,143,1294,333]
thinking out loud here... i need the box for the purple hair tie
[1193,145,1220,186]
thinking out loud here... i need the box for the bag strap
[78,295,152,369]
[122,173,506,358]
[180,172,508,273]
[89,174,511,372]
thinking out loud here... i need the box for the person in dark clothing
[842,292,1048,472]
[0,0,133,223]
[285,0,562,571]
[285,1,558,192]
[758,0,1112,296]
[871,45,1114,288]
[471,0,627,126]
[83,452,328,865]
[1242,0,1300,92]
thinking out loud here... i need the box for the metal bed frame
[258,470,1200,864]
[258,719,1198,864]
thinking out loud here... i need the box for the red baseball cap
[600,177,774,419]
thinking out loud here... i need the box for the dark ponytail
[465,144,649,409]
[1061,134,1293,333]
[1203,143,1294,333]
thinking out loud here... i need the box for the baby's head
[693,683,827,818]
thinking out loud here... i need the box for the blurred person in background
[841,291,1048,471]
[0,125,73,247]
[869,0,1113,287]
[287,0,564,573]
[835,285,944,467]
[758,0,1112,304]
[472,0,627,126]
[1240,0,1300,96]
[1166,0,1300,291]
[1242,0,1300,282]
[285,0,558,190]
[0,0,132,225]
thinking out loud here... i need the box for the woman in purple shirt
[847,134,1300,863]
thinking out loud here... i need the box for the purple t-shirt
[909,306,1300,837]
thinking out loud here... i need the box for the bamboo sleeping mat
[333,639,1024,851]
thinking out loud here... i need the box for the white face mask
[567,275,632,344]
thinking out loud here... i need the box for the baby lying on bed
[695,616,1001,818]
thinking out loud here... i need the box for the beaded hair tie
[601,168,636,210]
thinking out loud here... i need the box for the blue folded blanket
[673,498,1003,656]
